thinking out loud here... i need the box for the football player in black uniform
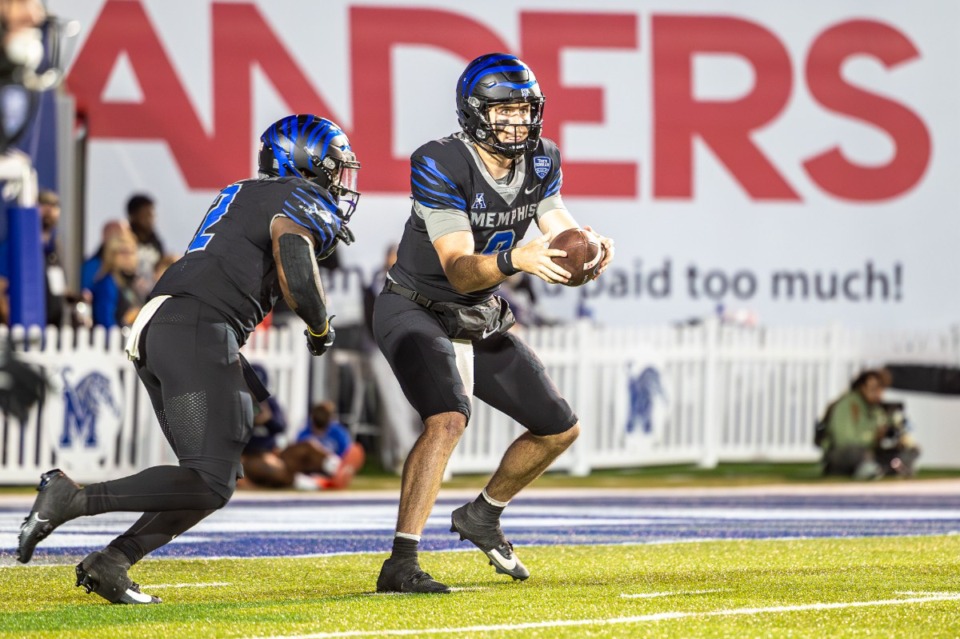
[16,114,360,604]
[373,53,614,593]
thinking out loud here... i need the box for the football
[549,228,604,287]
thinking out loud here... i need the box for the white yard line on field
[248,593,960,639]
[147,582,231,589]
[620,589,725,598]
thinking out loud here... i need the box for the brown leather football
[549,228,603,287]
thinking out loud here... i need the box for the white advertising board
[49,0,960,328]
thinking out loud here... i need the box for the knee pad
[527,411,579,438]
[559,421,581,440]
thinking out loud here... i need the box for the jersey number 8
[480,230,516,255]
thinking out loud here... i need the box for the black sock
[102,546,133,569]
[107,508,217,566]
[472,493,505,525]
[391,536,419,562]
[65,489,88,522]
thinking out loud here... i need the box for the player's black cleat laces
[376,557,451,594]
[17,469,82,564]
[451,503,530,581]
[76,549,161,604]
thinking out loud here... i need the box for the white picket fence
[451,321,960,475]
[1,321,958,484]
[0,324,309,484]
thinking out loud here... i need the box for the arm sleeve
[277,233,328,331]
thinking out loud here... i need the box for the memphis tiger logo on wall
[45,363,124,477]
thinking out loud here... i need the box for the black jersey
[153,177,341,342]
[390,133,564,305]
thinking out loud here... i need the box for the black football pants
[373,290,577,435]
[81,297,254,564]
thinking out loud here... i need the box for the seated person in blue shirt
[295,400,365,489]
[240,367,340,490]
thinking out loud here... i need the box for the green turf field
[2,535,959,639]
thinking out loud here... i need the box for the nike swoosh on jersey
[524,184,540,195]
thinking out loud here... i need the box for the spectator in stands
[38,189,66,326]
[818,368,919,478]
[295,400,365,489]
[39,189,93,328]
[82,219,130,294]
[90,227,143,328]
[126,193,165,298]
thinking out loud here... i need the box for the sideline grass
[2,536,959,639]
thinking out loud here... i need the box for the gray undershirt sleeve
[535,194,566,222]
[416,200,471,243]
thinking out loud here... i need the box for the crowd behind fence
[1,321,958,484]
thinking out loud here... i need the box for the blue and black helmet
[258,114,361,222]
[456,53,545,158]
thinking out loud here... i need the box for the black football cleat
[76,549,161,604]
[17,469,82,564]
[450,503,530,581]
[376,557,451,594]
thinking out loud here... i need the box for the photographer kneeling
[817,368,920,479]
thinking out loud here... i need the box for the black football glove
[305,316,336,357]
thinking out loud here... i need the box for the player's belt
[383,279,436,309]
